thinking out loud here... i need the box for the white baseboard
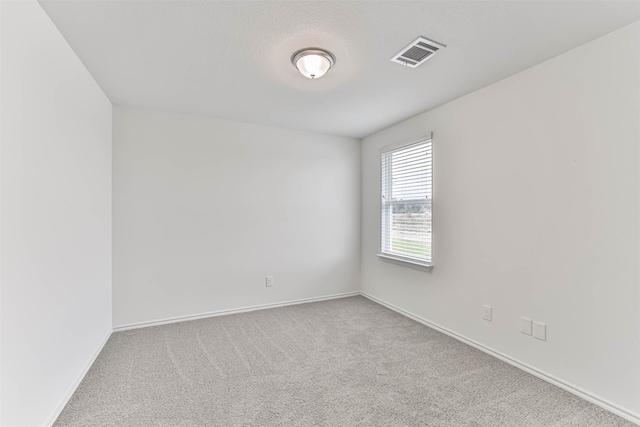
[360,291,640,426]
[113,291,360,332]
[45,329,112,427]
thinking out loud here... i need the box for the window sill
[376,253,433,272]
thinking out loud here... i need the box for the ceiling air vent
[391,36,445,68]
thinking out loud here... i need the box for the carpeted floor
[55,296,634,426]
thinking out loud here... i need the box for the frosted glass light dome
[291,48,336,79]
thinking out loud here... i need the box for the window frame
[377,134,433,271]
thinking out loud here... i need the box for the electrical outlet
[533,321,546,341]
[482,305,492,321]
[265,276,273,287]
[520,317,532,335]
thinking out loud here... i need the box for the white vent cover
[391,36,445,68]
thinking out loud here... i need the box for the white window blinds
[381,138,432,265]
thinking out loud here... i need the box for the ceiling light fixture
[291,48,336,79]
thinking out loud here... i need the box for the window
[379,136,432,268]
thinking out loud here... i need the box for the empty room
[2,0,639,426]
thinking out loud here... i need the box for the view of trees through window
[391,202,431,259]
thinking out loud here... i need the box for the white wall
[113,107,360,328]
[361,21,640,420]
[1,2,113,426]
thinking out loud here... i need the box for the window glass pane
[390,201,431,259]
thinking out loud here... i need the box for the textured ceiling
[39,1,640,138]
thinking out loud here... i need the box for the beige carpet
[55,296,634,426]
